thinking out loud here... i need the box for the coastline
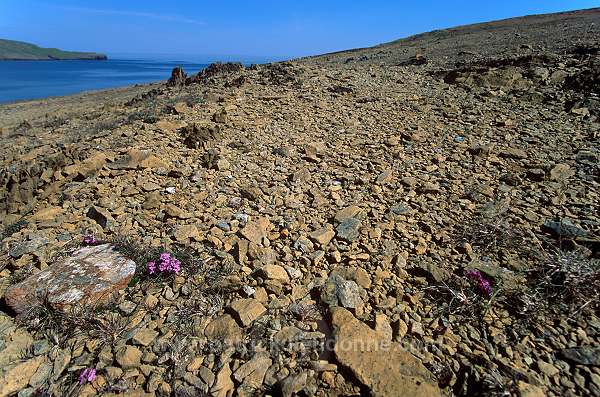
[0,81,162,131]
[0,58,211,106]
[0,80,160,106]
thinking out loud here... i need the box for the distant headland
[0,39,107,61]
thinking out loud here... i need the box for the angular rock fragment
[233,354,272,389]
[321,275,365,309]
[86,206,114,229]
[204,315,243,345]
[309,226,335,246]
[256,264,290,284]
[558,346,600,366]
[336,218,361,242]
[0,355,46,397]
[211,363,235,397]
[330,307,441,397]
[8,234,48,258]
[230,298,267,326]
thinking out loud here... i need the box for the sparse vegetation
[125,110,160,124]
[0,38,106,60]
[457,201,525,255]
[42,116,68,129]
[0,219,28,241]
[529,243,599,312]
[18,294,124,348]
[0,9,599,397]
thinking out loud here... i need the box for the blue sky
[0,1,597,61]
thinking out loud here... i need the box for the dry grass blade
[169,293,223,332]
[456,201,525,256]
[532,245,600,309]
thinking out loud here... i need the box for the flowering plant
[79,368,97,385]
[147,252,181,275]
[465,269,493,296]
[83,235,98,245]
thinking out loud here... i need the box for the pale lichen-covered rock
[5,244,136,314]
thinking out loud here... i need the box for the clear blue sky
[0,1,597,61]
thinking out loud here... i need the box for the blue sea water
[0,59,210,103]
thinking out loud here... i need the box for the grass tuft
[0,219,28,241]
[530,244,599,312]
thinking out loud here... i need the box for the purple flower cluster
[465,269,493,296]
[79,368,97,385]
[147,252,181,275]
[83,235,98,245]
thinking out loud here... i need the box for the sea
[0,58,211,103]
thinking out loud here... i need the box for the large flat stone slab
[330,307,441,397]
[5,244,136,314]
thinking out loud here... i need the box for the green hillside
[0,39,107,60]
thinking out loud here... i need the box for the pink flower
[148,253,181,276]
[479,278,493,295]
[465,269,493,296]
[83,235,98,245]
[158,252,181,274]
[79,368,96,385]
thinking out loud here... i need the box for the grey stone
[8,235,49,258]
[321,275,364,309]
[336,218,361,242]
[542,219,588,238]
[559,346,600,366]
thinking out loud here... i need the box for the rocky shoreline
[0,8,599,397]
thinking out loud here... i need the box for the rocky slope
[0,8,599,397]
[0,39,107,61]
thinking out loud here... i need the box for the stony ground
[0,8,599,397]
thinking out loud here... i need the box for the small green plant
[109,235,162,286]
[9,263,35,285]
[288,302,323,322]
[1,219,28,241]
[42,116,67,129]
[18,292,123,348]
[126,110,159,124]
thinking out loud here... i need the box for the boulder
[5,244,136,314]
[330,307,441,397]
